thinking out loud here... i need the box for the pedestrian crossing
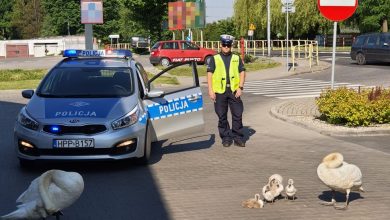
[244,78,366,99]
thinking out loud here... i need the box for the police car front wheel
[135,122,152,165]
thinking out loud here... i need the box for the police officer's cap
[220,34,235,45]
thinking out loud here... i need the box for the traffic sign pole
[318,0,358,89]
[331,22,337,89]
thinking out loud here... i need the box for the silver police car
[14,49,204,166]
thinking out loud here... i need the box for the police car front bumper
[14,122,147,161]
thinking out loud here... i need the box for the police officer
[207,34,246,147]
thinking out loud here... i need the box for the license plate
[53,139,94,148]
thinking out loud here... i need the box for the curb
[269,102,390,137]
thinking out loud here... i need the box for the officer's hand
[209,91,216,102]
[235,88,242,98]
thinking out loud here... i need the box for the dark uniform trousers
[214,86,244,142]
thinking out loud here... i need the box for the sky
[205,0,234,23]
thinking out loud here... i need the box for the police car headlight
[111,107,138,130]
[18,109,39,130]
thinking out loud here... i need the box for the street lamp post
[267,0,271,57]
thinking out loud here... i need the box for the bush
[316,87,390,126]
[232,52,257,63]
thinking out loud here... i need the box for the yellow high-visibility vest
[212,54,240,94]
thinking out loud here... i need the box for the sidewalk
[258,57,390,136]
[194,54,390,137]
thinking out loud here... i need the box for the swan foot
[319,200,335,206]
[334,203,348,210]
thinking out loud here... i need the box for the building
[0,36,97,58]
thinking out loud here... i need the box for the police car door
[144,61,204,141]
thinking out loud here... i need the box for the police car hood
[26,96,137,122]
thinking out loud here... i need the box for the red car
[149,40,217,66]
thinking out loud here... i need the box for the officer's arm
[238,59,246,88]
[207,71,213,92]
[207,57,216,100]
[207,57,215,93]
[239,71,246,88]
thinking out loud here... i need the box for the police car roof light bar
[63,49,132,58]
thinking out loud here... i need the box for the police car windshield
[37,67,134,98]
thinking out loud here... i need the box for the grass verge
[0,69,47,90]
[156,59,281,77]
[0,69,178,90]
[147,73,179,85]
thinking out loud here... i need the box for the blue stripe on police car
[147,94,203,120]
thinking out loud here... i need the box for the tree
[356,0,390,33]
[233,0,332,39]
[41,0,83,37]
[11,0,43,39]
[203,18,238,41]
[121,0,171,43]
[0,0,16,39]
[92,0,121,43]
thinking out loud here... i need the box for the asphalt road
[0,55,390,219]
[285,55,390,87]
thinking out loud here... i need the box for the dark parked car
[351,32,390,65]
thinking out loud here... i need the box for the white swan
[2,170,84,219]
[269,174,283,186]
[285,179,297,200]
[241,194,264,208]
[317,152,364,210]
[262,177,284,203]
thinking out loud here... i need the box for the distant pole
[85,24,93,49]
[201,30,204,47]
[286,7,289,72]
[267,0,271,57]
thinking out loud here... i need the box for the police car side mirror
[22,90,34,99]
[147,90,165,98]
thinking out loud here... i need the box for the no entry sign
[318,0,358,21]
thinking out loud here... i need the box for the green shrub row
[316,87,390,126]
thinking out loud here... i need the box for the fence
[110,39,320,70]
[291,41,319,71]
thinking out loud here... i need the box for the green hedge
[316,87,390,126]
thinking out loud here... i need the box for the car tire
[160,58,170,67]
[204,55,212,65]
[356,53,366,65]
[136,122,152,165]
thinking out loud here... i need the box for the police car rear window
[37,67,134,98]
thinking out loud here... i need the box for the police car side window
[135,64,149,98]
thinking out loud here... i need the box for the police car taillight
[63,49,132,58]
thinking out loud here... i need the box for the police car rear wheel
[160,58,170,67]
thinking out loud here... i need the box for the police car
[15,49,204,166]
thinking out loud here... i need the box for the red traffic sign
[318,0,358,22]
